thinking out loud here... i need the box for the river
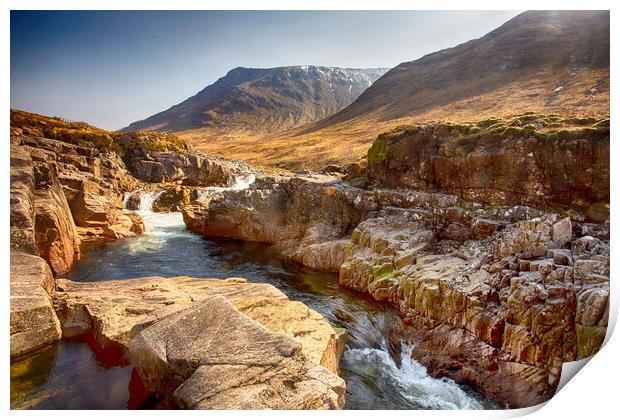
[10,189,499,410]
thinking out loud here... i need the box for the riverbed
[10,192,499,410]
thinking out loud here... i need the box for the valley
[9,9,610,412]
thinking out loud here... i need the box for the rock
[552,217,572,246]
[471,217,502,239]
[336,210,609,408]
[102,212,145,239]
[441,221,471,241]
[183,175,457,271]
[54,276,344,369]
[11,128,144,245]
[123,144,251,187]
[494,218,553,259]
[32,161,81,275]
[291,239,349,272]
[361,124,609,221]
[10,146,37,254]
[133,160,165,183]
[10,252,61,359]
[125,191,142,211]
[70,190,115,227]
[130,296,345,409]
[54,276,345,409]
[152,187,191,212]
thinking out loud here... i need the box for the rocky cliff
[353,114,609,221]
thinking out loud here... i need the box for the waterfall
[136,191,163,215]
[196,172,256,201]
[231,173,256,190]
[123,190,186,238]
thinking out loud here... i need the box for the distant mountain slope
[307,10,609,132]
[121,66,387,134]
[174,10,608,170]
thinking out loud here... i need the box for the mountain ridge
[121,65,388,134]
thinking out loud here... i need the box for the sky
[10,10,521,130]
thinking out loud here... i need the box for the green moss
[367,136,389,165]
[372,263,394,281]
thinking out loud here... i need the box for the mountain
[307,10,609,132]
[166,10,607,170]
[121,66,388,135]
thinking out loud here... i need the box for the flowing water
[10,184,499,410]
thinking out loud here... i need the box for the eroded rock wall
[357,123,609,221]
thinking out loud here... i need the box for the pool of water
[10,193,500,410]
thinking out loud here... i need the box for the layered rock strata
[355,122,610,221]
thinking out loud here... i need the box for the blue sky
[10,10,521,130]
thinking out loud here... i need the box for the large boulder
[54,276,346,408]
[130,296,345,409]
[10,252,62,359]
[152,187,192,212]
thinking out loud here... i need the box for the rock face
[32,160,81,275]
[357,122,610,221]
[183,174,460,271]
[54,276,346,409]
[118,133,254,187]
[185,171,610,408]
[338,213,609,408]
[11,130,144,248]
[10,144,38,254]
[10,252,62,359]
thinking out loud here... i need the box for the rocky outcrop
[10,144,37,254]
[183,174,461,270]
[338,212,609,407]
[53,276,346,409]
[11,130,144,245]
[356,123,610,221]
[10,252,62,359]
[119,133,253,187]
[32,160,81,275]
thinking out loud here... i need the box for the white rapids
[342,341,484,410]
[196,172,256,201]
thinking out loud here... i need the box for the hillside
[179,10,610,170]
[122,66,387,136]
